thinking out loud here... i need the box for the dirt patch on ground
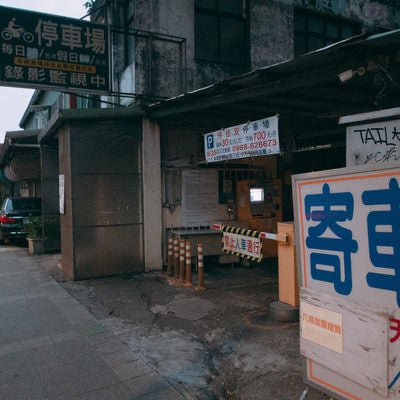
[60,261,330,400]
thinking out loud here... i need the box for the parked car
[0,197,41,243]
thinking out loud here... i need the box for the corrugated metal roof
[146,29,400,130]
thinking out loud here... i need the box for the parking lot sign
[293,164,400,399]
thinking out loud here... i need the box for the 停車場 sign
[293,164,400,399]
[0,5,110,94]
[204,115,279,163]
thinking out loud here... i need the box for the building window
[195,0,248,66]
[294,9,361,57]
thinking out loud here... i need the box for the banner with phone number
[204,115,279,163]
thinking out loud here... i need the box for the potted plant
[24,216,44,254]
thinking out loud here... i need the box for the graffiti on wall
[346,119,400,166]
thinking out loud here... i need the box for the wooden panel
[277,222,298,307]
[300,287,389,397]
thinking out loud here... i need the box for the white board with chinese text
[293,164,400,400]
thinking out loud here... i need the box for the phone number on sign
[232,139,277,152]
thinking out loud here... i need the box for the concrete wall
[22,91,60,130]
[59,124,74,278]
[161,127,278,224]
[59,118,144,280]
[40,143,60,252]
[142,119,163,270]
[118,0,400,99]
[295,0,400,28]
[250,0,294,67]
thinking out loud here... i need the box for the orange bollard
[173,237,179,281]
[166,236,174,277]
[179,239,185,283]
[195,242,206,291]
[183,241,193,287]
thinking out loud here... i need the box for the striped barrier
[212,223,288,262]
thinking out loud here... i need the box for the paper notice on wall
[301,301,343,354]
[59,174,65,214]
[182,169,219,226]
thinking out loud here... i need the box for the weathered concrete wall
[295,0,400,28]
[59,123,74,278]
[129,0,400,99]
[250,0,400,68]
[132,0,247,96]
[142,119,163,271]
[40,143,60,252]
[59,119,145,280]
[250,0,294,67]
[161,128,278,230]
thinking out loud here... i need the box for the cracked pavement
[45,258,331,400]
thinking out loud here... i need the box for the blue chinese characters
[362,178,400,307]
[305,183,358,295]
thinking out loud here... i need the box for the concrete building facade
[3,0,400,279]
[91,0,400,103]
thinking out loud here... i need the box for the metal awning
[145,29,400,150]
[0,129,41,182]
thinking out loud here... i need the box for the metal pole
[195,242,206,291]
[183,240,192,287]
[173,237,179,281]
[179,239,185,283]
[166,236,174,277]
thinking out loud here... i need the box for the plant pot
[27,238,44,254]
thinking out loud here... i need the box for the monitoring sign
[293,164,400,399]
[0,6,110,94]
[204,115,280,163]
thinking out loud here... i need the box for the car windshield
[11,198,41,211]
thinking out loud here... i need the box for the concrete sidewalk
[0,247,186,400]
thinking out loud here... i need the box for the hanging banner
[0,5,110,94]
[204,115,280,163]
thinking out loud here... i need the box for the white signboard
[204,116,279,163]
[293,165,400,399]
[346,119,400,166]
[59,174,65,214]
[222,231,262,260]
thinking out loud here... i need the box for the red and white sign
[222,231,261,259]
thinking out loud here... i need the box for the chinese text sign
[293,165,400,400]
[222,231,262,261]
[0,6,110,94]
[204,115,279,163]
